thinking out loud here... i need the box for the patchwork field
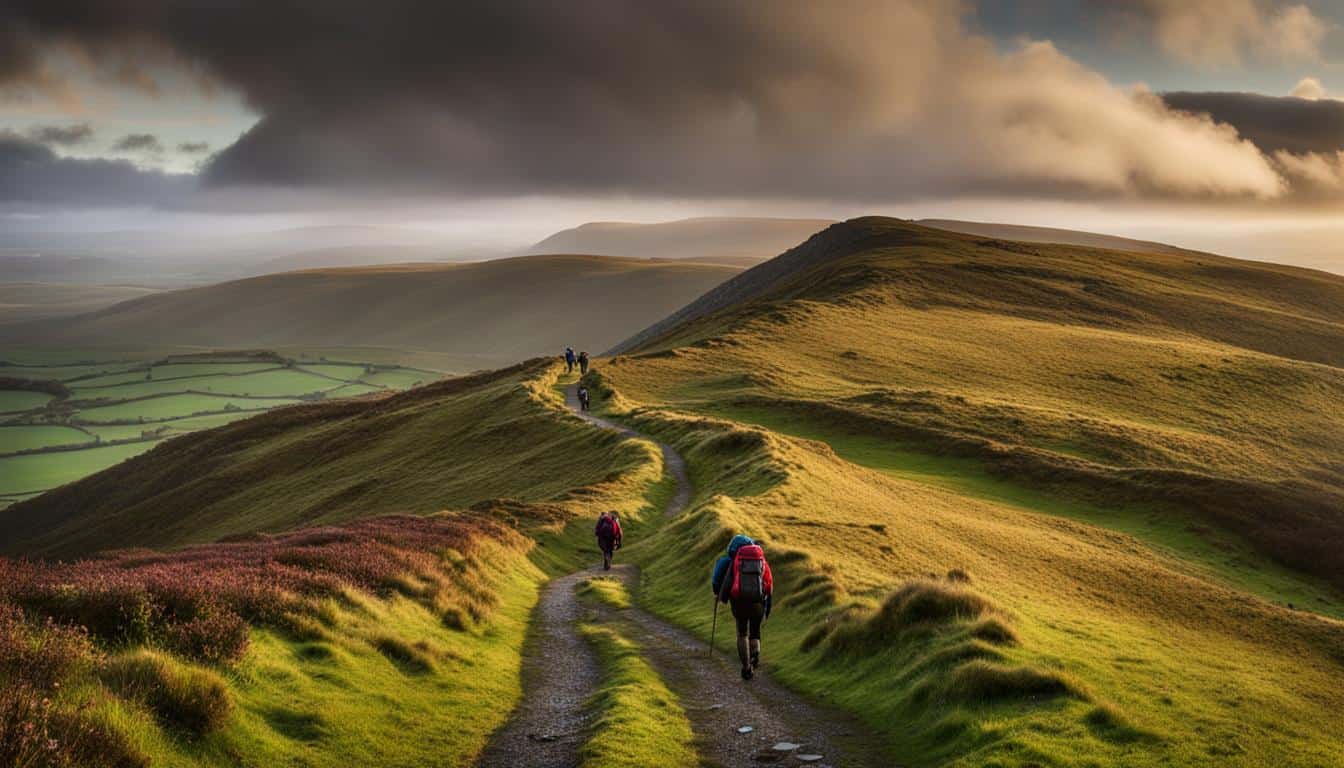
[0,349,443,504]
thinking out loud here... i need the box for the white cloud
[1291,76,1328,100]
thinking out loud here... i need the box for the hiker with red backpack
[711,534,773,680]
[595,511,623,570]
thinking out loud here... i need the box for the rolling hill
[6,255,740,370]
[8,217,1344,766]
[527,217,836,267]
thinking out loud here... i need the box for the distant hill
[917,219,1191,256]
[0,281,161,323]
[527,217,835,266]
[10,255,740,369]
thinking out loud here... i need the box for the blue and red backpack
[728,544,773,603]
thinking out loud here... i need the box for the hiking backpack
[730,544,770,603]
[597,516,615,538]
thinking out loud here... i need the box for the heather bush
[100,650,233,737]
[0,605,95,691]
[0,514,517,666]
[0,683,147,768]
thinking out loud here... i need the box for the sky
[2,0,1344,262]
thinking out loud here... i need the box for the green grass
[73,369,332,400]
[578,576,633,610]
[576,622,696,768]
[298,363,369,380]
[0,390,53,413]
[710,402,1344,619]
[0,440,162,495]
[0,424,92,453]
[78,394,300,422]
[4,361,665,558]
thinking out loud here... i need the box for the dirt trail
[476,382,886,768]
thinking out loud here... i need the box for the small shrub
[101,651,233,737]
[163,609,250,664]
[0,606,95,690]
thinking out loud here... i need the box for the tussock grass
[100,650,233,737]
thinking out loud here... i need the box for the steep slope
[604,218,1344,588]
[0,360,660,557]
[527,217,835,266]
[9,255,739,369]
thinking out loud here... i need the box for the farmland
[0,349,442,504]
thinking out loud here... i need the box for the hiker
[578,351,590,374]
[577,384,591,411]
[711,534,773,680]
[595,511,622,570]
[564,347,576,373]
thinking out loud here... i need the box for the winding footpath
[475,384,885,768]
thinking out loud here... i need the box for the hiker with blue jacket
[711,534,774,680]
[564,347,576,373]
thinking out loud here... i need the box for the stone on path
[772,742,801,751]
[738,725,754,733]
[797,755,825,762]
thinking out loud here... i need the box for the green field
[360,369,433,388]
[73,369,335,400]
[78,394,297,422]
[0,425,92,453]
[299,363,371,380]
[0,440,163,496]
[0,348,444,502]
[0,390,54,413]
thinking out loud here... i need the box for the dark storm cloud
[27,123,95,146]
[177,141,210,154]
[112,133,165,154]
[0,0,1315,202]
[1162,91,1344,154]
[0,133,191,205]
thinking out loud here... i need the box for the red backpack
[729,544,772,603]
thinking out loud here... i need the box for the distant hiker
[711,534,773,680]
[577,385,591,412]
[578,351,590,375]
[596,511,623,570]
[564,347,576,373]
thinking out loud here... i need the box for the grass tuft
[371,635,436,674]
[100,649,233,737]
[945,660,1076,703]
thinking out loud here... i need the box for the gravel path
[474,568,603,768]
[476,382,888,768]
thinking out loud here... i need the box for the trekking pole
[709,599,719,658]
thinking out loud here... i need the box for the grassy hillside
[0,359,661,558]
[605,218,1344,588]
[7,255,739,369]
[582,216,1344,765]
[528,217,835,267]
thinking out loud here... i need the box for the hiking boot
[741,665,753,681]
